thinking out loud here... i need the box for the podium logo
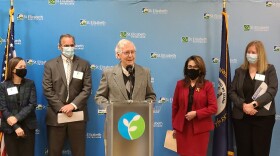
[118,112,145,140]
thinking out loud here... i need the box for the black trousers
[4,128,35,156]
[233,115,275,156]
[47,121,86,156]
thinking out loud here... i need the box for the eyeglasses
[62,44,75,47]
[187,65,199,70]
[122,50,136,56]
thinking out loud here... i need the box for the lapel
[183,85,189,112]
[132,64,144,99]
[57,56,67,86]
[70,56,79,83]
[254,72,265,91]
[113,64,129,100]
[238,69,246,97]
[18,80,25,106]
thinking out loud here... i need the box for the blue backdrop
[0,0,280,156]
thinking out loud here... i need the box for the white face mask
[246,53,258,64]
[62,47,75,58]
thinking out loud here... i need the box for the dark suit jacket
[0,79,37,134]
[229,64,278,119]
[172,80,217,134]
[43,55,92,126]
[95,63,156,104]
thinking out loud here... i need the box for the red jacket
[172,80,217,134]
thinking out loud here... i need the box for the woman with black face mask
[171,55,217,156]
[0,57,37,156]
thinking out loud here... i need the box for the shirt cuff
[71,103,77,110]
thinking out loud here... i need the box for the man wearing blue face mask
[43,34,92,156]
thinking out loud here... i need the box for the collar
[61,54,74,61]
[121,65,134,77]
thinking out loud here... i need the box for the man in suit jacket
[95,39,156,103]
[43,34,92,156]
[95,39,156,155]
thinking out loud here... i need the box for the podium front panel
[107,102,153,156]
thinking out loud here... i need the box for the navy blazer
[0,79,37,134]
[229,64,278,119]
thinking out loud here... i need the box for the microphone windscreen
[126,65,133,75]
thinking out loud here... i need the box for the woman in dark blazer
[229,40,278,156]
[172,55,217,156]
[0,57,37,156]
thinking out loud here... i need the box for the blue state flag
[212,7,234,156]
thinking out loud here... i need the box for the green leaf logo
[244,25,251,31]
[182,36,189,43]
[120,32,127,38]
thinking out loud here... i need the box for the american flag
[1,5,16,81]
[1,4,17,156]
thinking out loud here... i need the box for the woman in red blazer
[172,55,217,156]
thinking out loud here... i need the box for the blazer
[0,79,37,134]
[172,80,217,134]
[43,55,92,126]
[229,64,278,119]
[95,63,156,104]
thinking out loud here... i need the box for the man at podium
[95,39,156,155]
[95,38,156,104]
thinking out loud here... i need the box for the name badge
[7,87,18,95]
[255,73,265,81]
[73,71,83,80]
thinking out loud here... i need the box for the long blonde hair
[241,40,269,73]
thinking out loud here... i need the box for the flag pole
[223,0,227,10]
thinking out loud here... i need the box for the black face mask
[15,68,27,78]
[187,69,200,80]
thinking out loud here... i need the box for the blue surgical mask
[246,53,258,64]
[62,47,75,58]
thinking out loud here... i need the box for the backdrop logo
[26,59,46,66]
[266,1,280,7]
[154,121,163,128]
[80,19,106,26]
[153,106,162,114]
[276,114,280,120]
[150,53,176,59]
[151,77,154,83]
[36,104,47,110]
[243,24,269,32]
[158,97,168,104]
[212,57,219,64]
[120,31,146,39]
[141,8,168,14]
[118,112,145,140]
[181,36,207,43]
[17,14,44,21]
[75,44,84,50]
[203,13,222,20]
[90,64,113,71]
[49,0,75,5]
[274,46,280,52]
[212,58,238,64]
[48,0,56,5]
[35,129,40,135]
[86,133,102,139]
[182,36,189,43]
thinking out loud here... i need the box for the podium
[103,100,154,156]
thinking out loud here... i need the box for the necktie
[66,59,72,101]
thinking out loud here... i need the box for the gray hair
[115,39,136,54]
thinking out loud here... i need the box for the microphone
[126,65,134,100]
[126,65,133,76]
